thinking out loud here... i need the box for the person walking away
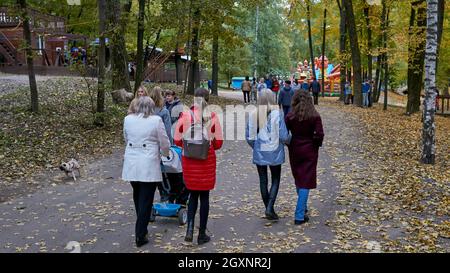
[149,87,172,144]
[207,79,213,94]
[293,79,302,92]
[271,76,280,102]
[174,88,223,245]
[285,91,324,225]
[122,96,170,247]
[149,87,174,203]
[309,77,321,105]
[362,80,370,107]
[301,79,309,92]
[251,78,258,103]
[241,76,252,104]
[246,88,290,221]
[344,81,352,105]
[278,80,295,117]
[265,76,273,90]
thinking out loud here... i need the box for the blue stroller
[150,146,188,225]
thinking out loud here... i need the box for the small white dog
[59,159,81,181]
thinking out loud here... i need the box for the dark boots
[136,234,149,248]
[265,198,279,220]
[184,218,194,242]
[197,229,211,245]
[265,180,280,220]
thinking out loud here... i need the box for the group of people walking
[122,84,324,248]
[242,76,323,108]
[246,88,324,224]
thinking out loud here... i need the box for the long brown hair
[148,86,165,108]
[291,90,319,121]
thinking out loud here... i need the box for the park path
[0,94,361,253]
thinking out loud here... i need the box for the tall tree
[364,2,373,106]
[96,0,107,126]
[211,32,219,96]
[321,6,327,97]
[106,0,131,91]
[421,0,439,164]
[306,0,316,80]
[337,0,347,101]
[343,0,362,106]
[406,0,427,115]
[187,4,201,95]
[435,0,445,75]
[18,0,39,112]
[134,0,146,92]
[382,2,390,111]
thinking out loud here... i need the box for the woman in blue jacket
[246,89,290,220]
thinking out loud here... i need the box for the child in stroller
[151,146,189,225]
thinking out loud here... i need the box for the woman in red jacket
[174,88,223,245]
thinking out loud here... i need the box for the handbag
[182,110,210,160]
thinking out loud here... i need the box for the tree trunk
[106,0,131,91]
[306,0,316,80]
[435,0,445,76]
[337,0,346,101]
[134,0,145,92]
[373,2,386,104]
[365,4,373,106]
[187,6,201,95]
[374,54,382,103]
[377,55,384,102]
[96,0,107,126]
[406,0,426,115]
[343,0,362,106]
[175,26,184,86]
[421,0,439,164]
[383,6,390,111]
[321,7,327,97]
[211,32,219,96]
[18,0,38,113]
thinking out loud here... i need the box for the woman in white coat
[122,96,170,247]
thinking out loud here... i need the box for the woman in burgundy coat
[285,91,324,225]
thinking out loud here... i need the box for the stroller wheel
[149,208,156,222]
[178,208,187,225]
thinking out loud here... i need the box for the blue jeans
[295,188,309,221]
[282,105,290,117]
[362,93,369,107]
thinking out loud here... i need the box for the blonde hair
[257,88,278,129]
[136,85,149,97]
[148,86,164,108]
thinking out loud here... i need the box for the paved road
[0,95,358,253]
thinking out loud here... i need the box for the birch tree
[421,0,439,164]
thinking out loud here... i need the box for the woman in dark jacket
[285,91,324,225]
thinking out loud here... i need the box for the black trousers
[243,91,250,103]
[313,93,319,105]
[131,182,158,239]
[187,190,210,231]
[256,165,281,208]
